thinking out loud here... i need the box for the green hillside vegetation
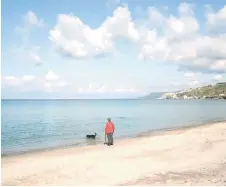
[140,82,226,100]
[177,82,226,99]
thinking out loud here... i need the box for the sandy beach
[2,121,226,186]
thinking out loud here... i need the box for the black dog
[86,133,97,139]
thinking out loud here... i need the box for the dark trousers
[106,133,113,145]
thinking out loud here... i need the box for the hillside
[140,82,226,100]
[139,92,166,99]
[158,82,226,100]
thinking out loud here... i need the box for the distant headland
[141,82,226,100]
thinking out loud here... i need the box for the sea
[1,99,226,156]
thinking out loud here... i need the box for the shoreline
[2,121,226,185]
[136,119,226,137]
[2,119,225,157]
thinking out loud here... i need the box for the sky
[1,0,226,99]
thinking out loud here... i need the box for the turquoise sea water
[1,99,226,155]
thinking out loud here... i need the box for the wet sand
[2,121,226,186]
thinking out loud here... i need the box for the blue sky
[1,0,226,99]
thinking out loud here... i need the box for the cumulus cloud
[45,70,58,81]
[42,71,72,92]
[184,72,196,79]
[206,5,226,34]
[171,81,181,86]
[15,11,44,66]
[4,75,37,83]
[188,80,199,87]
[48,3,226,73]
[96,86,107,93]
[178,2,195,16]
[12,46,42,66]
[114,87,139,93]
[2,72,146,96]
[213,74,223,81]
[3,76,21,86]
[3,75,41,91]
[76,84,107,93]
[148,7,165,28]
[3,72,72,93]
[138,3,199,60]
[138,3,226,73]
[24,10,44,27]
[75,85,142,94]
[3,72,76,93]
[56,81,71,87]
[49,6,139,59]
[44,81,72,92]
[29,46,42,65]
[16,10,44,38]
[22,75,36,81]
[184,72,200,87]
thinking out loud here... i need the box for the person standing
[105,118,115,146]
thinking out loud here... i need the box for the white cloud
[74,84,144,94]
[75,84,107,93]
[148,7,165,28]
[4,76,21,86]
[43,82,53,92]
[138,3,199,62]
[22,75,36,81]
[44,82,51,88]
[138,3,226,73]
[45,70,58,81]
[12,46,42,66]
[184,72,196,79]
[46,3,226,73]
[16,11,44,38]
[171,81,181,86]
[43,81,71,92]
[49,6,139,59]
[114,87,140,93]
[29,51,42,66]
[15,11,43,66]
[42,71,72,92]
[3,75,40,89]
[3,73,71,93]
[178,2,194,16]
[3,73,146,95]
[206,5,226,34]
[165,15,199,41]
[188,80,199,87]
[24,10,44,27]
[4,76,17,81]
[55,81,71,87]
[213,74,223,81]
[96,86,106,93]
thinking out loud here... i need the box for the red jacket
[105,122,115,134]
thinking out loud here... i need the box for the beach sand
[2,122,226,186]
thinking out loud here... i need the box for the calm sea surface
[1,99,226,155]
